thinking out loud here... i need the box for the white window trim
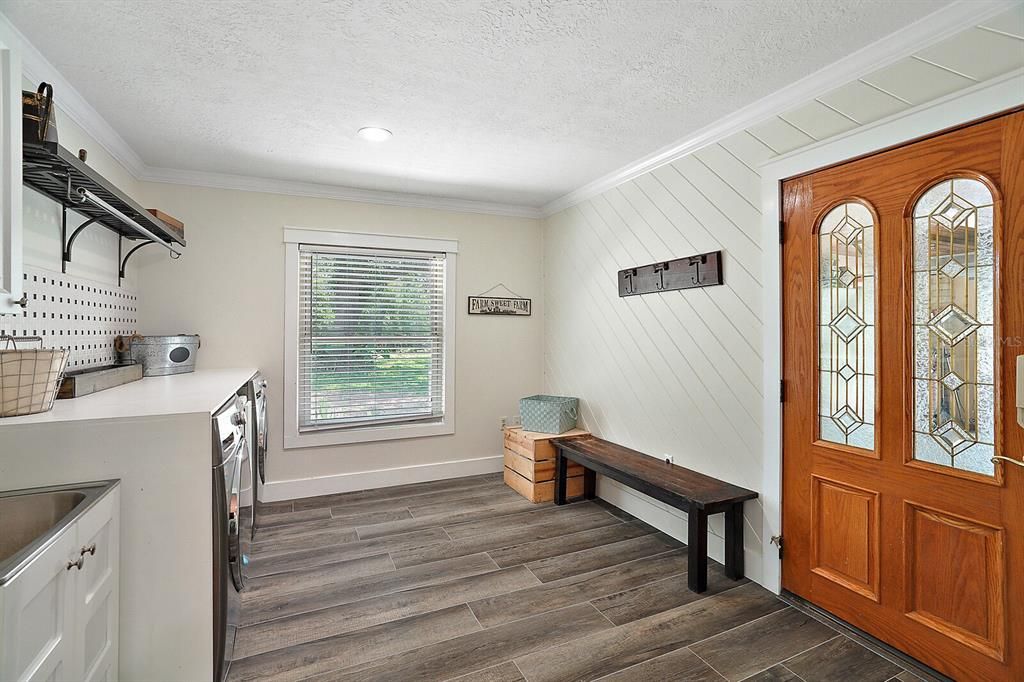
[283,227,458,448]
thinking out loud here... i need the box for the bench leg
[724,502,745,581]
[554,451,568,506]
[583,468,596,500]
[687,507,708,593]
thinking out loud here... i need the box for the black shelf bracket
[118,236,154,283]
[61,202,103,273]
[117,235,179,284]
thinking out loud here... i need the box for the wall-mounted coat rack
[618,250,723,297]
[23,141,185,285]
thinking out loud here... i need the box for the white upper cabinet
[0,20,22,314]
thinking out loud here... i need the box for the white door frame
[758,68,1024,593]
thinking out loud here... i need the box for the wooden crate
[502,426,588,503]
[503,448,584,482]
[504,468,584,503]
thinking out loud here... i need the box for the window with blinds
[297,244,448,431]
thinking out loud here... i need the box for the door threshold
[780,591,953,682]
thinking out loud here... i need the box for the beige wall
[134,182,544,486]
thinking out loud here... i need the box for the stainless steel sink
[0,480,118,585]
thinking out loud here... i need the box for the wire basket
[0,336,70,417]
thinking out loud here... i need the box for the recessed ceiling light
[357,127,393,142]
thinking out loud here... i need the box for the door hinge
[779,219,785,245]
[780,380,785,403]
[771,534,784,558]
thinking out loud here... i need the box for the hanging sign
[467,296,532,316]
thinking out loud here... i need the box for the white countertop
[0,368,258,425]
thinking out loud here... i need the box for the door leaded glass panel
[818,201,875,449]
[911,177,995,475]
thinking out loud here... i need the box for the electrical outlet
[500,415,521,431]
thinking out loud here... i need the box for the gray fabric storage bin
[519,394,579,434]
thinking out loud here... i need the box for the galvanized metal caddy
[519,394,579,435]
[122,334,200,376]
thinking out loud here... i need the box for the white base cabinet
[0,484,119,682]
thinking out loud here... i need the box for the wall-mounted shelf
[23,141,184,282]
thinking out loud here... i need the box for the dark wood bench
[550,434,758,594]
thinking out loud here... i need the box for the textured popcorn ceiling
[1,0,950,206]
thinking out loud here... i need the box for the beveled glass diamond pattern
[933,196,972,228]
[836,266,857,288]
[941,372,965,392]
[834,217,863,245]
[932,420,972,455]
[831,308,866,342]
[832,406,862,435]
[939,258,965,279]
[928,304,981,345]
[838,364,856,382]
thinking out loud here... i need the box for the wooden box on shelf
[146,208,185,240]
[502,426,589,503]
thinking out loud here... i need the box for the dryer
[246,373,268,541]
[212,395,248,682]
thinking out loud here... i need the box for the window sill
[284,418,454,449]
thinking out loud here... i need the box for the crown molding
[540,0,1020,217]
[0,13,148,177]
[3,0,1015,223]
[0,11,541,221]
[138,165,543,219]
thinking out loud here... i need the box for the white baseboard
[597,477,765,587]
[260,454,504,502]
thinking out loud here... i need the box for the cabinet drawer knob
[80,543,96,556]
[66,557,85,571]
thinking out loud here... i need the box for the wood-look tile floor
[229,473,926,682]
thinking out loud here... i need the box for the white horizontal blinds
[298,244,447,431]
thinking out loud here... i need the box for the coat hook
[688,254,708,285]
[653,262,669,289]
[622,268,638,294]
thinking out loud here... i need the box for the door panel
[903,502,1005,660]
[811,476,879,601]
[782,109,1024,681]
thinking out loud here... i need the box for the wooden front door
[782,110,1024,681]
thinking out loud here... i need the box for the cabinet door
[74,488,119,682]
[0,20,22,313]
[0,528,77,682]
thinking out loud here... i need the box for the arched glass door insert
[911,177,995,475]
[818,201,876,450]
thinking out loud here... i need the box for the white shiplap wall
[542,6,1024,586]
